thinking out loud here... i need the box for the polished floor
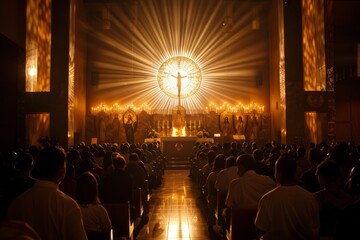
[135,170,213,240]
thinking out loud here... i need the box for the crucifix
[171,72,187,105]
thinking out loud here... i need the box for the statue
[250,116,259,142]
[171,72,187,105]
[221,116,231,142]
[235,115,246,141]
[123,110,137,144]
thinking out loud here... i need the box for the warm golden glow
[278,0,286,140]
[172,127,186,137]
[68,0,76,147]
[91,103,151,115]
[206,102,264,114]
[26,113,50,147]
[85,0,269,114]
[305,112,327,144]
[26,0,51,92]
[158,56,202,99]
[91,101,263,116]
[302,0,326,91]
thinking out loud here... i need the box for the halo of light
[157,56,202,99]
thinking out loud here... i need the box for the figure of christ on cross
[171,72,187,105]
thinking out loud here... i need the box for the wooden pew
[103,202,134,240]
[226,207,258,240]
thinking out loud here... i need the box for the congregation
[0,139,165,240]
[0,138,360,239]
[189,140,360,240]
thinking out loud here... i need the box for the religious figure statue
[235,115,246,141]
[171,72,187,104]
[250,115,259,142]
[123,111,137,144]
[221,116,231,142]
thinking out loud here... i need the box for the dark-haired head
[75,171,99,205]
[16,152,34,172]
[129,153,139,162]
[237,154,256,176]
[275,155,297,185]
[37,146,66,183]
[113,155,126,170]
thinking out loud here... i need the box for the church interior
[1,0,360,239]
[1,0,360,151]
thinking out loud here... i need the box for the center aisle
[135,170,212,240]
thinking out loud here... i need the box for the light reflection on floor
[136,170,211,240]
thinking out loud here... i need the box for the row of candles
[157,120,202,128]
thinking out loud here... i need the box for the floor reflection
[136,170,211,240]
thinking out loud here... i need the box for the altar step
[166,157,190,170]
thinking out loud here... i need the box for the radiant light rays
[86,0,269,114]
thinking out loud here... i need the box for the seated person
[76,171,112,236]
[7,146,88,240]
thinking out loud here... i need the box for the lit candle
[199,120,201,128]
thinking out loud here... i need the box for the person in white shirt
[7,146,88,240]
[255,155,320,240]
[223,154,276,230]
[225,154,276,209]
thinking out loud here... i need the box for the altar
[160,136,197,158]
[145,137,214,158]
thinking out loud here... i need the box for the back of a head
[129,153,139,162]
[253,149,264,162]
[245,145,253,154]
[225,156,237,168]
[212,154,226,171]
[210,145,218,152]
[75,171,98,205]
[275,155,297,181]
[113,155,126,170]
[67,149,81,164]
[316,159,339,184]
[131,148,142,157]
[37,146,66,179]
[269,153,279,168]
[297,146,306,158]
[207,150,216,164]
[237,154,256,171]
[198,151,207,161]
[16,152,34,172]
[78,158,95,174]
